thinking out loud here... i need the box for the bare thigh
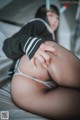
[45,41,80,89]
[11,55,80,119]
[11,76,80,119]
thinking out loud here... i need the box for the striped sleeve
[23,37,43,59]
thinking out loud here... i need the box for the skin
[10,10,80,119]
[46,41,80,89]
[46,11,59,32]
[11,41,80,119]
[31,11,59,68]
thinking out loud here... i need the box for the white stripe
[25,37,38,54]
[23,37,32,52]
[28,39,42,56]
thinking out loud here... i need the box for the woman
[3,5,60,67]
[3,5,80,119]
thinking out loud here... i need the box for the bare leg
[11,55,80,119]
[45,41,80,89]
[11,75,80,119]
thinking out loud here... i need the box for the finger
[35,54,47,68]
[40,43,57,55]
[45,41,54,46]
[38,50,51,65]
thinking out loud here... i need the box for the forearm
[2,35,47,60]
[2,20,53,60]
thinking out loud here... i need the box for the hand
[30,42,57,69]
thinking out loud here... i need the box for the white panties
[14,59,55,89]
